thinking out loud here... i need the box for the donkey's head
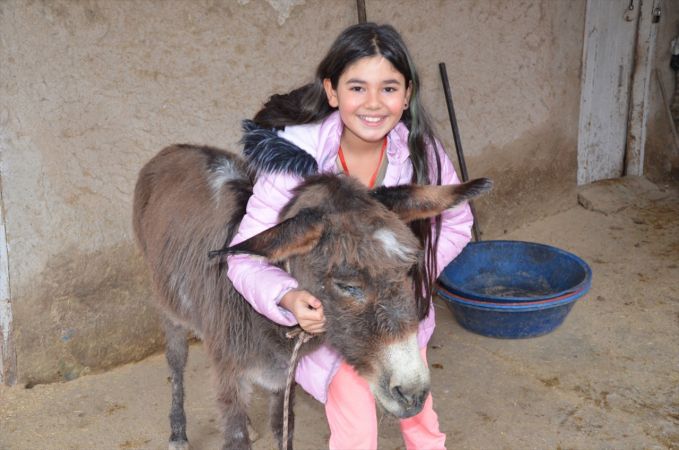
[226,174,492,418]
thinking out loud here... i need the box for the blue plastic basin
[438,240,592,302]
[436,240,592,339]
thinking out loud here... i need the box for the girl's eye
[384,87,397,93]
[349,86,364,92]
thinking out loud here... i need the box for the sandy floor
[1,177,678,450]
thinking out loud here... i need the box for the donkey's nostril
[392,385,407,403]
[391,384,429,410]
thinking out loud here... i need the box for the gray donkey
[133,138,491,450]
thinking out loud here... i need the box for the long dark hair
[253,23,443,320]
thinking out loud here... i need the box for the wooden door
[577,0,638,185]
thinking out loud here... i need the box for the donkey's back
[134,145,250,328]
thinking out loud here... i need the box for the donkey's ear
[370,178,493,223]
[209,208,324,263]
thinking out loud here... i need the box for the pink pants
[325,348,446,450]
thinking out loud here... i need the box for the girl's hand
[280,289,326,334]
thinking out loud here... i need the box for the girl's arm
[431,142,475,277]
[226,171,303,326]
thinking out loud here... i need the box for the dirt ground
[1,176,678,450]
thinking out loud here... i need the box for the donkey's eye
[334,282,365,301]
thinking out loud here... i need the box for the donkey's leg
[214,367,252,450]
[164,318,189,450]
[269,387,295,450]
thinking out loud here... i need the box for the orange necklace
[338,137,387,188]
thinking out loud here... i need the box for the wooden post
[356,0,366,24]
[625,0,661,176]
[0,179,16,385]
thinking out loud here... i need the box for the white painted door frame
[578,0,662,185]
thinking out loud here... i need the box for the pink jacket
[228,111,473,403]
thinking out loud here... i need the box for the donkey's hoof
[169,440,189,450]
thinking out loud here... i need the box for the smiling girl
[227,22,474,449]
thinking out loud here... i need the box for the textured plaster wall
[376,0,587,235]
[0,0,586,384]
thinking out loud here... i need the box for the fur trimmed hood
[241,120,318,178]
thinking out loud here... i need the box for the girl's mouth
[359,115,387,126]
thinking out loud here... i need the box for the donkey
[133,143,491,450]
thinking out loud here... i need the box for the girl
[228,22,474,449]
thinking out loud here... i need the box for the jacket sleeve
[226,171,303,326]
[431,141,475,278]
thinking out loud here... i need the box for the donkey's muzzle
[370,333,431,419]
[391,384,430,418]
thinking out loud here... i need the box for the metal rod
[438,62,481,241]
[356,0,367,24]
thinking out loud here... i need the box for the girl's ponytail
[253,82,332,129]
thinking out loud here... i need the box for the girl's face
[323,55,411,148]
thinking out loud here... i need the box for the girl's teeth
[362,116,382,122]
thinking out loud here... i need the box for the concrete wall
[0,0,588,384]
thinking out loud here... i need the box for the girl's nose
[365,89,381,108]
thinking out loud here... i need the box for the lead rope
[281,259,314,449]
[283,327,313,448]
